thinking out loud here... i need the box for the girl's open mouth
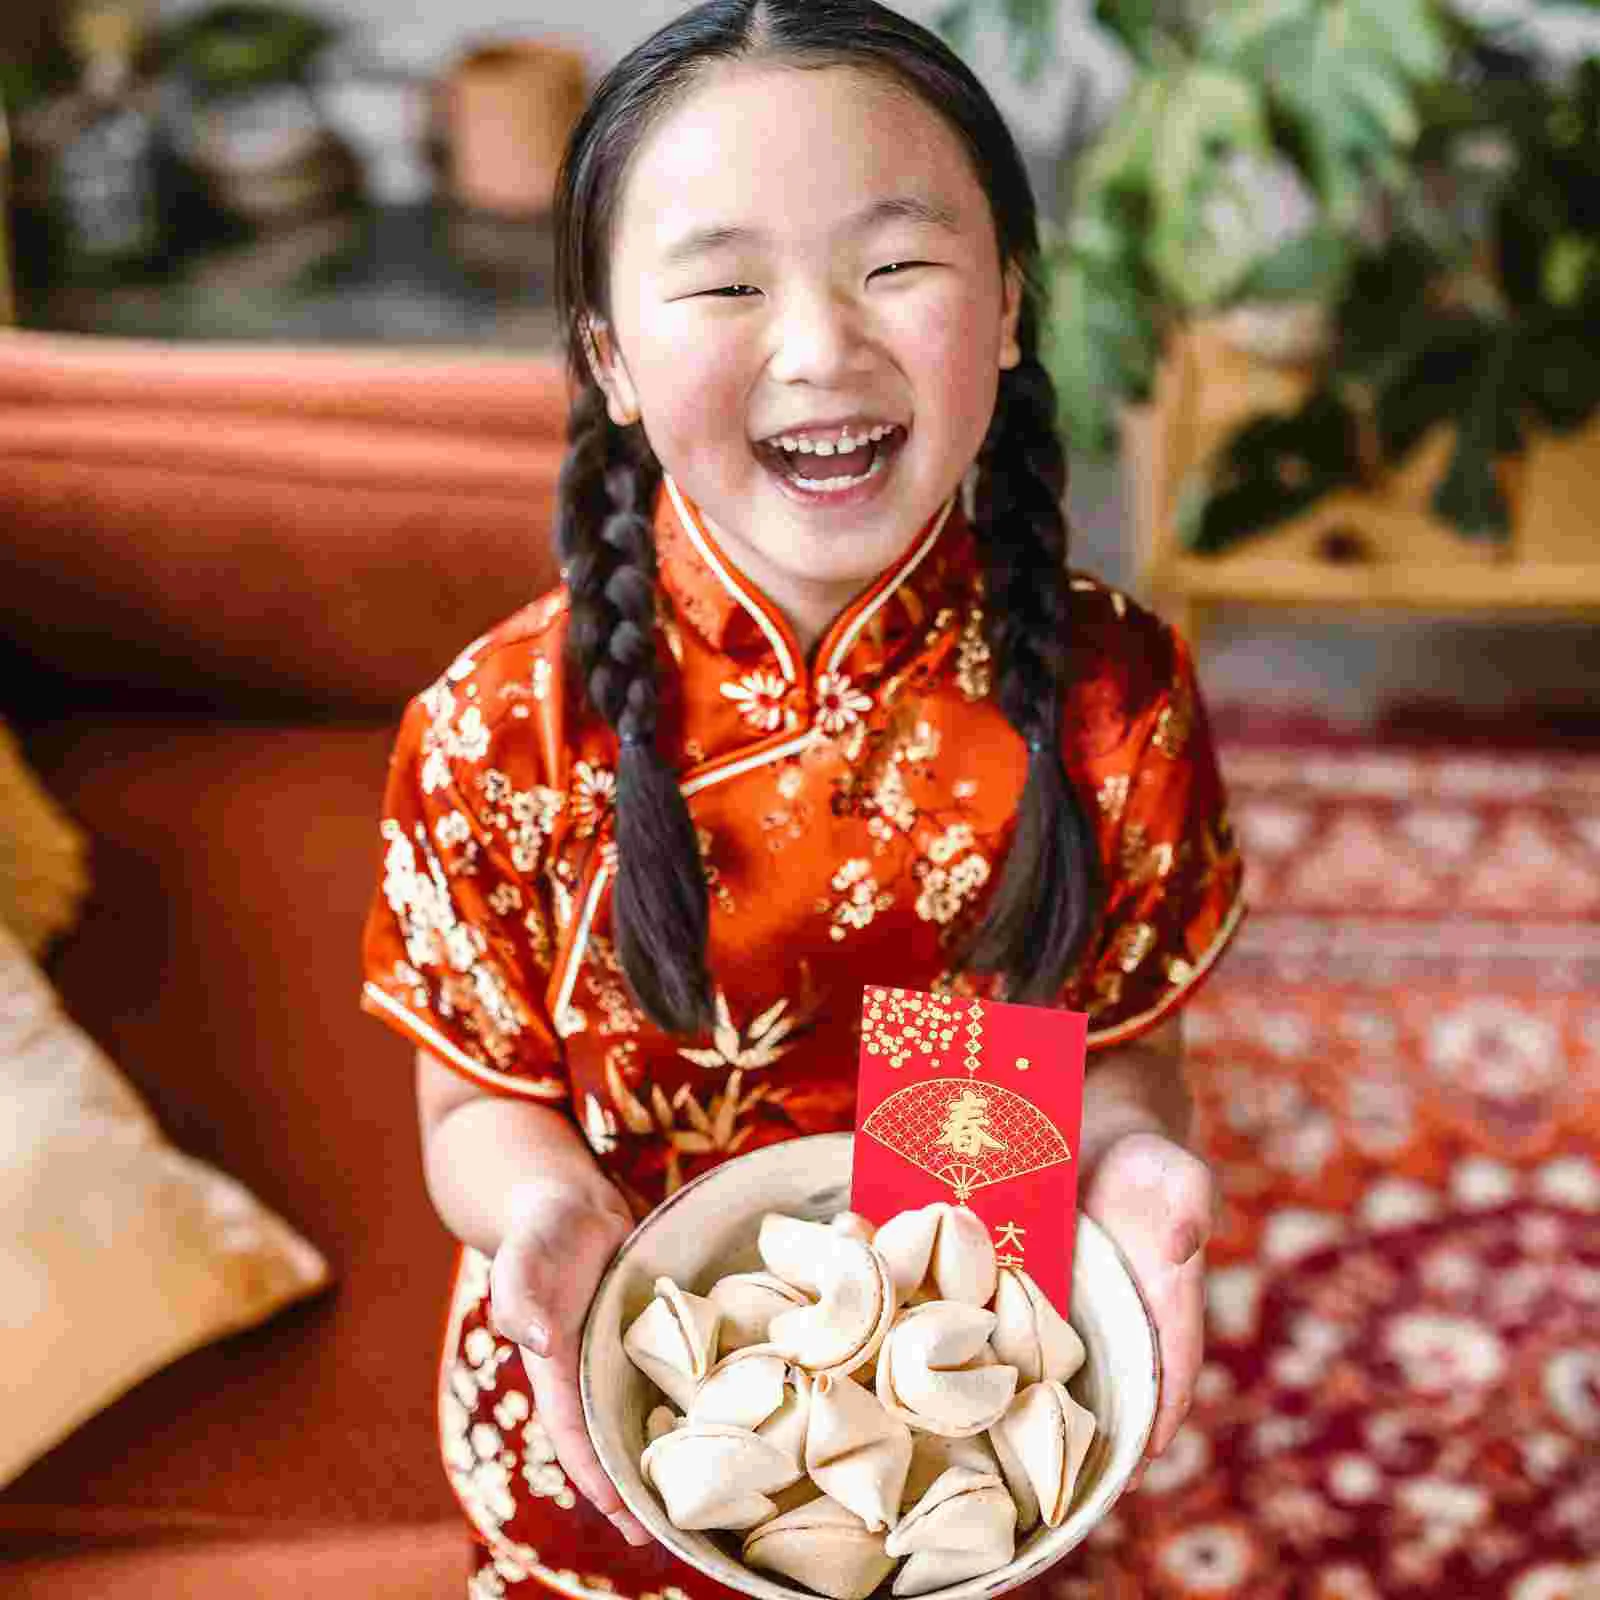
[755,425,908,502]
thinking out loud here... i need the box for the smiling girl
[360,2,1247,1590]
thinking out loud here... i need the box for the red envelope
[850,985,1087,1315]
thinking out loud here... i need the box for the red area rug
[1061,708,1600,1600]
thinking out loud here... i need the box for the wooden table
[1130,321,1600,655]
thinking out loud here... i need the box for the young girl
[361,1,1246,1589]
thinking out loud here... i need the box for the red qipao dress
[359,475,1248,1597]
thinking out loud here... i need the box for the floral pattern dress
[359,474,1248,1597]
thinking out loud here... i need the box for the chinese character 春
[935,1088,1007,1161]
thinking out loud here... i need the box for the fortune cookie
[803,1371,913,1533]
[830,1211,877,1245]
[758,1214,848,1295]
[899,1427,1001,1510]
[743,1493,898,1600]
[709,1270,810,1354]
[623,1276,721,1410]
[876,1302,1018,1437]
[989,1266,1086,1386]
[883,1466,1017,1596]
[640,1421,801,1531]
[691,1346,812,1474]
[636,1420,800,1529]
[645,1404,680,1443]
[760,1216,896,1379]
[989,1379,1096,1531]
[872,1202,998,1308]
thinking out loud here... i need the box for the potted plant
[938,0,1599,553]
[1174,46,1600,552]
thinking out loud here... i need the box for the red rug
[1062,708,1600,1600]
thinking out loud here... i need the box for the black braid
[555,382,715,1035]
[962,300,1105,1001]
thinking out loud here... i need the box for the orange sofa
[1,330,571,1594]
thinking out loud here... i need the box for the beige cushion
[0,921,330,1487]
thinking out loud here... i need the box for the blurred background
[5,0,1597,716]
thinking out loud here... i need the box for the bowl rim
[580,1130,1161,1600]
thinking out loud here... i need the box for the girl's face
[586,62,1022,651]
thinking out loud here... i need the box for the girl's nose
[766,287,872,385]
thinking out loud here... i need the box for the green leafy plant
[943,0,1600,552]
[940,0,1452,455]
[1176,52,1600,550]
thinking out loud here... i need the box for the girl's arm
[415,1050,652,1546]
[1078,1014,1191,1180]
[417,1049,632,1258]
[1076,1016,1216,1482]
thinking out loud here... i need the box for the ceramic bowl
[581,1131,1158,1600]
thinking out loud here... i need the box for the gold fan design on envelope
[860,1078,1071,1203]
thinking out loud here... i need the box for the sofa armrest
[0,331,573,715]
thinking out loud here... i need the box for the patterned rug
[1058,708,1600,1600]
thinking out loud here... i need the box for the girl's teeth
[771,423,900,456]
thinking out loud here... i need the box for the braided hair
[963,293,1105,1001]
[552,0,1103,1033]
[554,380,715,1035]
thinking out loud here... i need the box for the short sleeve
[359,690,569,1103]
[1074,623,1247,1050]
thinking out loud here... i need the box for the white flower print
[722,669,789,733]
[435,811,472,850]
[420,746,452,796]
[813,672,872,736]
[571,761,616,837]
[869,761,917,841]
[927,821,975,865]
[487,882,522,917]
[915,853,991,926]
[453,705,491,763]
[818,858,892,941]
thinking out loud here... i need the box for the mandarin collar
[652,473,979,684]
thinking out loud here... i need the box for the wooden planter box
[1127,320,1600,651]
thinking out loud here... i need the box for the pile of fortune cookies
[621,1201,1098,1599]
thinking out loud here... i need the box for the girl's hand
[487,1179,652,1547]
[1081,1129,1216,1490]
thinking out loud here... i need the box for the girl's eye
[700,263,931,298]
